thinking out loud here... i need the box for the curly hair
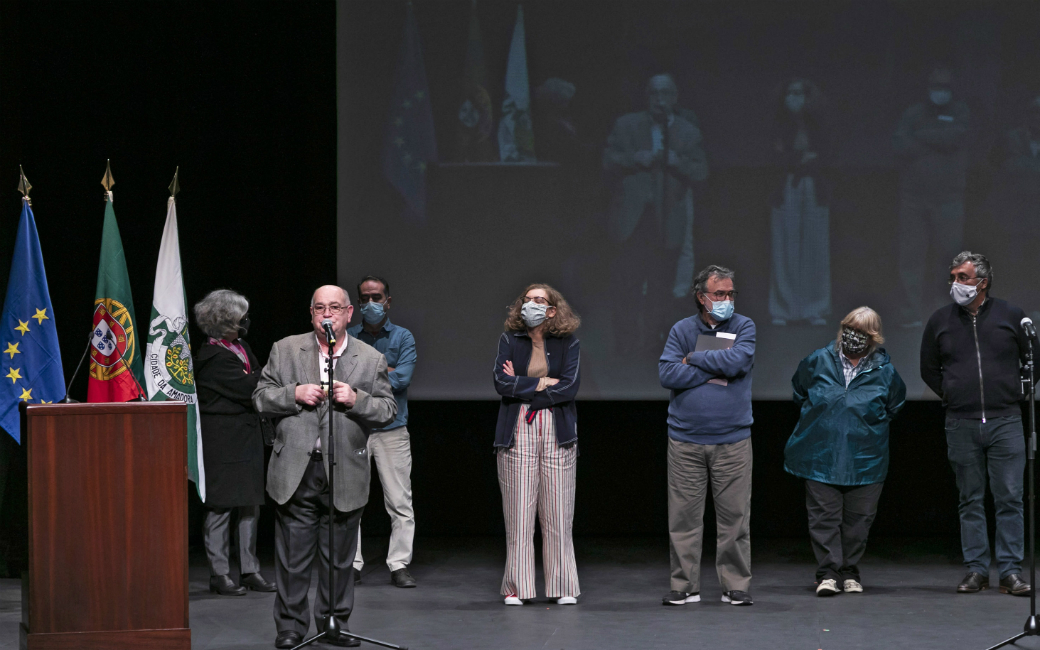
[774,77,827,126]
[503,283,581,336]
[194,289,249,339]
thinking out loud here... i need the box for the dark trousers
[805,480,883,582]
[896,191,965,324]
[611,209,674,353]
[945,415,1025,578]
[274,454,364,636]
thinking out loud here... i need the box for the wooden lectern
[19,402,190,650]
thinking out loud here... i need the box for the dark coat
[493,332,580,449]
[195,340,266,508]
[784,345,906,486]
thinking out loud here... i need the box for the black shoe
[1000,573,1031,596]
[662,590,700,605]
[241,572,277,593]
[322,630,361,647]
[209,574,247,596]
[957,571,989,593]
[721,590,753,605]
[391,567,417,588]
[274,630,302,649]
[353,568,362,584]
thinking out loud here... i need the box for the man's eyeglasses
[522,296,552,305]
[704,291,738,300]
[312,304,346,314]
[948,275,983,285]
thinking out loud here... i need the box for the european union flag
[382,1,438,223]
[0,199,64,442]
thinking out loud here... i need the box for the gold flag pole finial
[17,165,31,204]
[169,166,180,198]
[101,159,115,201]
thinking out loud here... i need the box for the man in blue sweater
[659,264,756,607]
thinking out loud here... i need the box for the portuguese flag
[87,198,145,402]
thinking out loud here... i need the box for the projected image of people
[604,73,709,353]
[893,66,970,328]
[769,79,831,327]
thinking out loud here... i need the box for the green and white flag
[145,195,205,501]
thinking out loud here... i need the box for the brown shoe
[957,571,989,593]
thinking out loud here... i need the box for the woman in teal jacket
[784,307,906,597]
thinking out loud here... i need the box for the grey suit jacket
[253,332,397,512]
[603,111,708,249]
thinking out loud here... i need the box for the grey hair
[646,73,678,96]
[310,285,350,308]
[693,264,735,312]
[194,289,249,338]
[950,251,993,290]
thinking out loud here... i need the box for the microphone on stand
[322,319,336,345]
[1023,317,1037,339]
[61,330,96,403]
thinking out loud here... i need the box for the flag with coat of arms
[145,185,205,500]
[88,195,145,402]
[0,194,65,442]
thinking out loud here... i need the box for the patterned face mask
[841,328,869,356]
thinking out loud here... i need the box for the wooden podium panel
[19,402,190,650]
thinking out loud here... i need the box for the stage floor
[3,537,1040,649]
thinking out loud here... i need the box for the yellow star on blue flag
[0,199,65,442]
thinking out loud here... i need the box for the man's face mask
[930,88,953,107]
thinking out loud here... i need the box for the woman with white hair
[193,289,275,596]
[783,307,906,597]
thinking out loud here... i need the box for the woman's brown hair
[503,283,581,336]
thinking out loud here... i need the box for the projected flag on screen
[498,4,535,163]
[88,196,145,402]
[0,197,65,442]
[383,1,438,222]
[146,187,205,501]
[456,0,496,162]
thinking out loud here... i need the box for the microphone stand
[60,331,94,403]
[986,335,1038,649]
[292,327,407,650]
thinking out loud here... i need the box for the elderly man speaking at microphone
[254,285,396,649]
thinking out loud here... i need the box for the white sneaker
[843,579,863,593]
[816,579,839,596]
[556,596,577,605]
[504,594,523,606]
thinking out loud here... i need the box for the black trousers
[274,454,364,635]
[611,208,674,353]
[805,479,883,582]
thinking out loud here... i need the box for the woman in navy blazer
[492,283,581,606]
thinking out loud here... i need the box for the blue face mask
[707,299,734,322]
[360,301,386,325]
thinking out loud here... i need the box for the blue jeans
[945,415,1025,578]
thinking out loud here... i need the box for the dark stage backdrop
[338,0,1040,400]
[0,0,336,572]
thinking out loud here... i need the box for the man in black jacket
[921,251,1036,595]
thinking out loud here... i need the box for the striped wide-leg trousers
[496,405,579,599]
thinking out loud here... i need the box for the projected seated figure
[893,66,970,328]
[769,78,831,327]
[493,284,582,606]
[604,73,708,352]
[783,307,906,596]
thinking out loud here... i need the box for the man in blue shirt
[659,265,756,607]
[348,276,418,588]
